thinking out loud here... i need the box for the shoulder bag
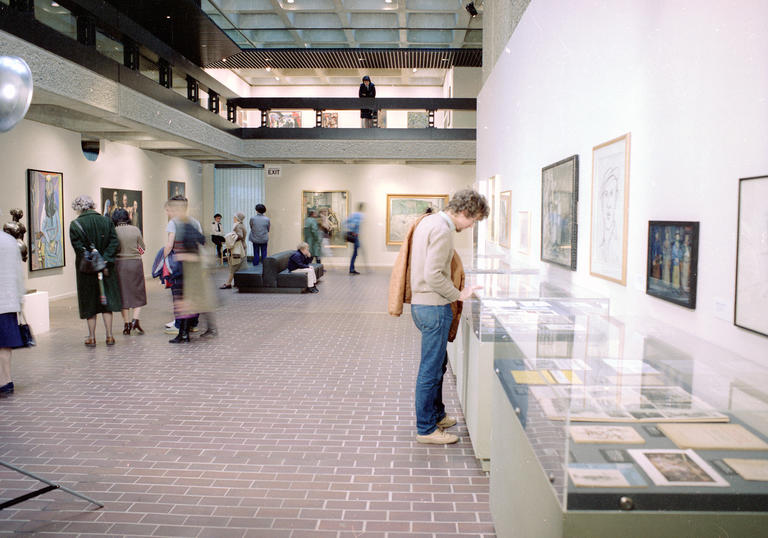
[72,219,107,274]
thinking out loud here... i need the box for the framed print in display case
[269,111,301,128]
[541,155,578,270]
[101,188,144,233]
[734,175,768,337]
[590,133,631,285]
[168,180,185,200]
[302,190,349,248]
[27,169,65,271]
[499,190,512,248]
[646,221,699,309]
[386,194,449,246]
[518,210,530,254]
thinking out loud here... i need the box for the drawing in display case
[491,313,768,537]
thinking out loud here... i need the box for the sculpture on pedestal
[3,208,28,262]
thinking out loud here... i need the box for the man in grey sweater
[249,204,270,266]
[410,189,489,444]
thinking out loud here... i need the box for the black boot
[169,319,190,343]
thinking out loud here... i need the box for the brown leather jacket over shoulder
[388,213,465,342]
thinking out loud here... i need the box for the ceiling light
[441,58,448,62]
[287,0,294,3]
[275,76,280,81]
[358,57,365,61]
[412,68,418,73]
[266,66,271,72]
[51,1,60,6]
[166,15,171,19]
[222,58,227,62]
[385,0,392,3]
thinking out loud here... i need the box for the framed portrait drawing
[590,133,631,284]
[499,190,512,248]
[541,155,578,270]
[518,211,530,254]
[302,190,349,248]
[269,111,302,128]
[101,188,144,233]
[735,175,768,336]
[386,194,449,246]
[27,169,65,271]
[168,181,185,200]
[646,221,699,309]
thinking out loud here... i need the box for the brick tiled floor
[0,267,495,537]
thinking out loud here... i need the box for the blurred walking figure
[0,217,25,397]
[346,202,365,274]
[112,208,147,335]
[303,209,322,263]
[70,195,121,347]
[220,212,247,289]
[249,204,270,266]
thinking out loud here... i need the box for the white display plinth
[22,291,50,335]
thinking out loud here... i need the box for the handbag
[18,311,35,347]
[72,219,107,274]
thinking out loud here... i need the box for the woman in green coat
[303,209,322,263]
[69,195,121,347]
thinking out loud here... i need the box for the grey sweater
[409,213,461,305]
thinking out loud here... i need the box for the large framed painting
[735,175,768,337]
[499,190,512,248]
[269,111,301,128]
[386,194,449,246]
[302,190,349,248]
[168,180,185,200]
[541,155,578,270]
[518,210,530,255]
[590,133,631,284]
[646,221,699,309]
[101,188,144,233]
[27,169,65,271]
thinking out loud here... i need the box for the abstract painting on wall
[646,221,699,309]
[27,169,65,271]
[541,155,578,270]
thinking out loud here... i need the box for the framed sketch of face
[590,133,631,285]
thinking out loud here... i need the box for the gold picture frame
[302,190,349,248]
[386,194,449,246]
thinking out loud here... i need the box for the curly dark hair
[447,189,489,220]
[111,208,131,225]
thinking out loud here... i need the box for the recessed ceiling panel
[301,29,348,42]
[407,29,453,43]
[343,0,401,10]
[349,13,398,28]
[406,0,461,10]
[279,0,337,10]
[294,13,343,28]
[246,30,296,43]
[355,29,399,43]
[407,13,456,28]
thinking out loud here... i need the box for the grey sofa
[234,250,324,293]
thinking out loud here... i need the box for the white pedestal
[22,291,50,335]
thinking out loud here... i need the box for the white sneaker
[416,429,459,445]
[165,321,175,329]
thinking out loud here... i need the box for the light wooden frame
[589,133,631,285]
[302,190,350,249]
[386,193,449,246]
[499,190,512,248]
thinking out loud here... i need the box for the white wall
[0,119,202,299]
[476,0,768,362]
[263,163,476,267]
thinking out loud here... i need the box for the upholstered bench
[233,250,323,293]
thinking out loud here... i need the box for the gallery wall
[476,0,768,362]
[0,119,203,299]
[260,163,476,267]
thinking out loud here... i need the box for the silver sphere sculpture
[0,56,33,133]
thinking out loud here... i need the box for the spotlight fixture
[412,68,418,73]
[465,2,478,17]
[385,0,392,3]
[266,66,271,72]
[222,58,227,62]
[287,0,294,3]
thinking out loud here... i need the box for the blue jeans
[252,242,267,266]
[349,237,360,272]
[411,303,452,435]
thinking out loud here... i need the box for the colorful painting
[541,155,578,270]
[168,180,186,200]
[386,194,449,246]
[322,112,338,128]
[377,110,387,128]
[27,169,65,271]
[269,111,302,128]
[407,111,429,129]
[101,188,143,233]
[646,221,699,309]
[302,190,348,248]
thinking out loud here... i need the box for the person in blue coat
[288,242,319,293]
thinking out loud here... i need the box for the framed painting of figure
[27,169,65,271]
[499,190,512,248]
[646,221,699,309]
[541,155,578,270]
[386,194,449,246]
[590,133,631,285]
[302,190,349,248]
[100,188,144,233]
[168,180,185,200]
[735,175,768,337]
[269,111,301,128]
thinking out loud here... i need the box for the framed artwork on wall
[321,112,338,128]
[590,133,631,284]
[518,210,530,255]
[101,188,144,233]
[269,111,302,128]
[168,180,186,200]
[302,190,349,248]
[734,175,768,337]
[27,169,65,271]
[499,190,512,248]
[541,155,578,270]
[386,194,449,246]
[407,111,428,128]
[646,221,699,309]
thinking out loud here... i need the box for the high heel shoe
[131,319,145,335]
[84,337,96,347]
[106,336,116,346]
[123,322,132,335]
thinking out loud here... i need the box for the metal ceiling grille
[205,48,481,69]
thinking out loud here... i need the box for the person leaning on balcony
[359,75,376,128]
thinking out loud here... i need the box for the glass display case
[491,314,768,537]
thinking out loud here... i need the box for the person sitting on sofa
[288,242,319,294]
